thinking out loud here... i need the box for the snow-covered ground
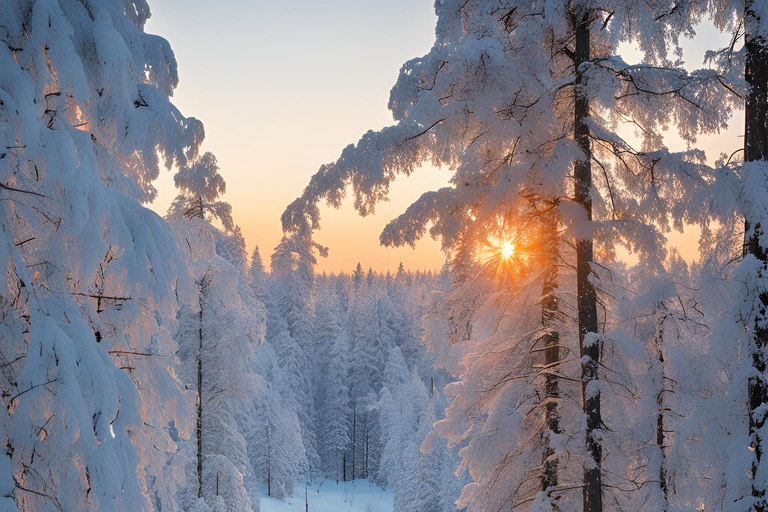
[260,480,393,512]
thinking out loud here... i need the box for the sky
[145,2,742,273]
[145,0,448,273]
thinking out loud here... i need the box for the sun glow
[476,213,536,281]
[479,233,524,270]
[500,240,515,260]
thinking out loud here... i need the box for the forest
[3,0,768,511]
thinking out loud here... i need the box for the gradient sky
[145,0,448,273]
[145,2,742,273]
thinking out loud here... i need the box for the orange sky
[145,3,741,273]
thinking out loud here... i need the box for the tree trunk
[197,303,204,499]
[197,194,204,220]
[654,312,670,511]
[572,7,602,512]
[352,407,357,481]
[541,208,561,494]
[267,432,272,497]
[745,2,768,509]
[363,414,369,479]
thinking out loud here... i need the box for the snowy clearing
[260,480,393,512]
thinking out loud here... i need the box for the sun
[478,228,527,275]
[500,240,515,260]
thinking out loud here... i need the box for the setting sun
[500,240,515,260]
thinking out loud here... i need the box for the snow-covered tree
[720,3,768,508]
[169,137,264,511]
[248,340,306,499]
[379,365,457,512]
[414,396,460,512]
[348,282,387,403]
[172,216,264,512]
[313,286,351,480]
[656,2,768,508]
[168,152,234,231]
[0,0,209,509]
[281,1,739,510]
[247,246,268,302]
[270,228,324,480]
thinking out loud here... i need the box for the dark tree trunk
[267,435,272,497]
[654,313,669,511]
[745,2,768,509]
[352,407,357,481]
[197,303,204,499]
[541,207,561,494]
[363,414,369,479]
[572,7,602,512]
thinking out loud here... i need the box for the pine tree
[379,367,431,512]
[569,7,601,508]
[248,247,268,301]
[270,229,322,480]
[313,286,351,479]
[353,262,364,290]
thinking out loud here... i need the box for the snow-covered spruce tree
[282,2,734,510]
[0,0,211,509]
[378,364,430,512]
[313,283,351,480]
[627,270,676,512]
[270,227,323,482]
[247,249,311,499]
[215,227,268,512]
[388,263,434,370]
[169,159,264,511]
[348,279,383,401]
[248,338,306,500]
[346,277,392,481]
[415,391,463,512]
[388,265,416,358]
[377,350,461,512]
[247,246,268,302]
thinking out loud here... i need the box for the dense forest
[4,0,768,512]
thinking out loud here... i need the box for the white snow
[259,480,393,512]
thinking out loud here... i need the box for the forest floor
[259,479,394,512]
